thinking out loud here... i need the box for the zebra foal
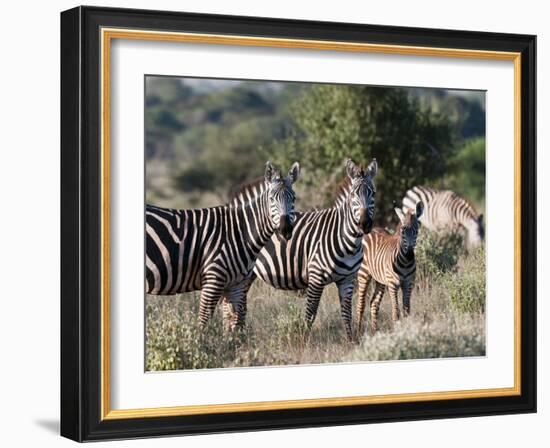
[402,186,483,248]
[356,201,423,334]
[146,161,300,329]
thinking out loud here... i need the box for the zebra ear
[395,207,406,224]
[415,201,424,219]
[265,161,276,182]
[288,162,300,184]
[366,158,378,178]
[346,158,360,179]
[477,213,484,223]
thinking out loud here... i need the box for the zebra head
[395,201,424,255]
[264,161,300,240]
[345,158,378,234]
[467,213,485,248]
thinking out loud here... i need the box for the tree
[280,85,456,224]
[447,137,486,205]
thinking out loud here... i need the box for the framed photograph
[60,6,536,442]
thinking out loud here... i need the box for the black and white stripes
[146,159,483,340]
[356,201,423,333]
[403,186,484,248]
[236,159,378,341]
[145,161,300,328]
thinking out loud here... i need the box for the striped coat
[227,159,378,342]
[402,186,483,248]
[146,161,300,328]
[356,201,423,334]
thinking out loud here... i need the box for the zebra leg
[235,276,255,327]
[224,278,254,330]
[356,273,372,336]
[401,281,413,317]
[388,282,401,322]
[369,282,386,333]
[198,277,225,327]
[337,277,356,343]
[221,296,235,331]
[304,279,325,330]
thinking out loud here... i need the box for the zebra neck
[333,183,352,208]
[233,190,275,255]
[337,204,364,251]
[397,239,415,265]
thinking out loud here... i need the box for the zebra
[402,186,484,248]
[224,158,378,342]
[356,201,423,334]
[146,161,300,329]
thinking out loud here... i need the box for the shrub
[415,229,464,287]
[447,137,486,204]
[443,247,486,314]
[145,294,259,371]
[347,314,485,362]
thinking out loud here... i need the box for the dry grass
[146,231,486,371]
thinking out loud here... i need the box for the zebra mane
[229,177,268,207]
[332,176,352,208]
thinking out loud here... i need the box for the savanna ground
[146,230,486,371]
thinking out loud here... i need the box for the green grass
[146,232,486,371]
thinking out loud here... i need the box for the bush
[415,229,464,286]
[145,294,258,371]
[447,137,486,205]
[443,247,486,314]
[347,315,485,362]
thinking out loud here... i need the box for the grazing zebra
[356,201,423,334]
[146,161,300,329]
[225,158,378,342]
[402,186,484,248]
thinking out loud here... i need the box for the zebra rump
[402,186,484,248]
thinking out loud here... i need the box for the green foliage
[415,230,465,286]
[447,137,486,204]
[443,246,486,314]
[348,315,485,361]
[145,294,260,370]
[173,165,216,192]
[173,116,279,201]
[146,77,194,105]
[413,89,485,141]
[144,78,485,214]
[282,85,456,221]
[145,79,301,206]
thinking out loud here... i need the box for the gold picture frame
[61,6,536,441]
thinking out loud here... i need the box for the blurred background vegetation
[145,76,485,224]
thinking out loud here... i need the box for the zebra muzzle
[359,209,373,234]
[280,214,294,240]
